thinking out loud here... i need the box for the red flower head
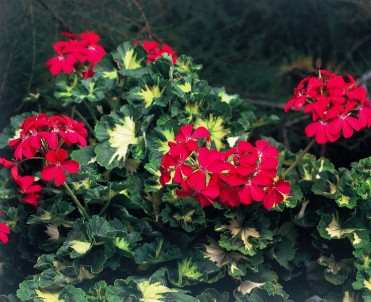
[41,149,80,186]
[0,223,10,244]
[80,31,106,64]
[285,70,371,144]
[46,41,77,75]
[140,40,178,64]
[47,31,105,78]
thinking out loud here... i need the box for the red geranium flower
[140,40,178,64]
[285,69,371,144]
[46,42,77,75]
[0,223,10,244]
[41,149,80,186]
[263,179,291,209]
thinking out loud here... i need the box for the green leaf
[195,115,230,150]
[70,146,96,166]
[94,105,143,169]
[71,78,106,103]
[137,280,177,301]
[93,54,119,90]
[128,74,168,110]
[317,255,352,285]
[70,241,92,255]
[312,171,338,198]
[161,198,205,232]
[217,211,273,256]
[134,237,181,265]
[88,280,108,302]
[106,279,140,302]
[196,288,229,302]
[111,42,147,77]
[16,275,39,301]
[59,285,88,302]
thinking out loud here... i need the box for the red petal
[56,148,69,162]
[192,126,209,139]
[41,165,58,181]
[61,160,79,173]
[45,150,58,163]
[0,223,10,234]
[305,121,321,138]
[250,184,266,201]
[54,167,66,186]
[22,193,40,206]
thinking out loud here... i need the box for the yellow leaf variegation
[177,82,192,93]
[157,129,175,154]
[364,278,371,290]
[123,48,142,70]
[204,237,247,267]
[237,280,265,295]
[138,280,176,302]
[195,115,230,150]
[220,219,260,251]
[107,116,139,165]
[178,258,202,283]
[70,240,92,255]
[325,213,356,239]
[136,84,164,108]
[35,290,61,302]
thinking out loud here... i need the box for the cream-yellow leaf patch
[177,82,192,93]
[35,290,61,302]
[138,280,176,302]
[195,115,229,150]
[325,213,355,238]
[123,48,142,70]
[136,84,164,108]
[107,116,139,165]
[70,240,92,254]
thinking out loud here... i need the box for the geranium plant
[0,32,370,302]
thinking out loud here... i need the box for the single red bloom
[46,42,77,75]
[171,124,209,154]
[263,179,291,209]
[80,31,106,64]
[141,40,178,64]
[58,115,88,147]
[0,223,10,244]
[41,149,79,186]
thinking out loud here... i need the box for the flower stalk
[63,182,89,219]
[282,139,315,179]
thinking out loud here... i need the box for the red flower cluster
[135,40,178,64]
[284,70,371,144]
[0,114,87,206]
[160,125,290,209]
[46,31,106,78]
[0,211,10,244]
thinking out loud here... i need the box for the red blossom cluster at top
[0,114,87,206]
[135,40,178,64]
[46,31,106,78]
[284,70,371,144]
[160,124,290,209]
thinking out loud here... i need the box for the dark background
[1,0,371,165]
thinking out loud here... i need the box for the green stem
[282,139,315,179]
[83,100,98,124]
[74,107,96,137]
[63,182,89,219]
[98,183,112,216]
[152,192,162,222]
